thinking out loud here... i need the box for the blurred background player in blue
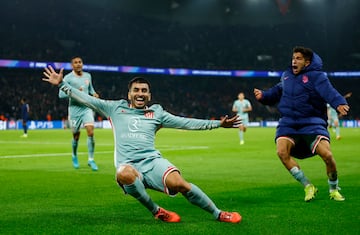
[254,46,349,202]
[20,98,30,137]
[232,92,252,145]
[59,56,99,171]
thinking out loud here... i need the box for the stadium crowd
[1,1,359,71]
[0,68,358,123]
[0,1,358,122]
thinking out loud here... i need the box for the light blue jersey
[327,104,338,122]
[59,71,97,132]
[59,71,96,118]
[59,82,221,168]
[327,103,340,137]
[232,99,251,125]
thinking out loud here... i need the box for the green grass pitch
[0,127,359,234]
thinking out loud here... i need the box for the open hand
[337,104,350,116]
[220,115,242,128]
[42,65,64,86]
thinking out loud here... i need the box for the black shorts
[276,134,329,159]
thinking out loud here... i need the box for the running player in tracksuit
[254,46,349,202]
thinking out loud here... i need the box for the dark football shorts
[276,134,329,159]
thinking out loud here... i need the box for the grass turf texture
[0,128,359,235]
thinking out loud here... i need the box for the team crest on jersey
[85,80,89,85]
[302,75,309,83]
[144,111,154,118]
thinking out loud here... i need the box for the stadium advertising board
[0,120,358,131]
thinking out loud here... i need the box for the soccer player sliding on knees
[43,65,242,223]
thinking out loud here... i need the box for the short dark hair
[70,56,82,62]
[293,46,313,62]
[128,77,151,90]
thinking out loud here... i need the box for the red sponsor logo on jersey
[144,111,154,118]
[302,75,309,83]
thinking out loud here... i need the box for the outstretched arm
[254,82,282,106]
[42,65,114,117]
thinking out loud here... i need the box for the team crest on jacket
[302,75,309,83]
[144,111,154,118]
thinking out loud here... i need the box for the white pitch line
[0,140,114,146]
[0,151,113,159]
[0,146,209,159]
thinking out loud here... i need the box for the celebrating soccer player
[43,66,242,223]
[59,56,99,170]
[232,92,252,145]
[254,46,349,202]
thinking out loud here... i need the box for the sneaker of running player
[72,155,79,169]
[304,184,318,202]
[329,189,345,201]
[88,160,98,171]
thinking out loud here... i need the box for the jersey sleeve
[58,81,115,117]
[157,105,221,130]
[58,75,69,98]
[246,100,252,108]
[87,73,96,96]
[232,101,237,111]
[260,81,283,106]
[314,72,347,109]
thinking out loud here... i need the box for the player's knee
[116,165,137,185]
[171,184,190,194]
[167,176,190,194]
[277,148,290,161]
[87,128,94,136]
[73,132,80,141]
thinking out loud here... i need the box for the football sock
[184,183,221,219]
[87,136,95,161]
[123,178,158,214]
[239,131,244,141]
[328,179,339,191]
[72,139,78,157]
[328,171,338,191]
[23,124,28,134]
[290,166,311,187]
[335,127,340,137]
